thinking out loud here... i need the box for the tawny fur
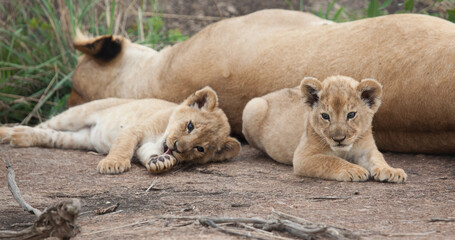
[0,87,241,174]
[70,9,455,154]
[243,76,406,183]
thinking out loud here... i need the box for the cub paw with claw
[371,166,407,183]
[97,156,131,174]
[336,165,369,182]
[147,154,177,173]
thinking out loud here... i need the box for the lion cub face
[301,76,382,152]
[164,87,241,164]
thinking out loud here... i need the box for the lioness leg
[293,154,369,182]
[375,131,455,154]
[7,126,93,149]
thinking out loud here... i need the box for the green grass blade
[404,0,414,12]
[284,0,294,10]
[367,0,381,17]
[332,7,344,22]
[108,0,116,34]
[380,0,393,10]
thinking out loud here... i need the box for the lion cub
[243,76,406,183]
[0,87,240,174]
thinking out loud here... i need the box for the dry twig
[199,217,269,240]
[0,199,81,240]
[82,219,156,236]
[211,0,224,19]
[21,70,58,125]
[145,177,160,192]
[1,157,81,239]
[307,196,351,201]
[238,223,294,240]
[93,203,120,215]
[386,231,438,237]
[5,157,42,216]
[199,211,360,240]
[0,92,57,106]
[429,218,455,222]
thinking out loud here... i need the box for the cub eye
[187,121,194,133]
[321,113,330,120]
[347,112,357,119]
[196,146,204,152]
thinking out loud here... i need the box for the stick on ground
[5,157,42,216]
[1,157,81,239]
[199,211,361,240]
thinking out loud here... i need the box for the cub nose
[332,136,346,144]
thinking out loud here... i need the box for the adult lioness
[243,76,406,183]
[70,9,455,154]
[0,87,241,174]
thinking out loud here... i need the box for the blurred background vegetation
[1,0,454,125]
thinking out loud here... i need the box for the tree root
[199,209,360,240]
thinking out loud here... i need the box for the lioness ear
[74,34,123,61]
[212,137,241,162]
[300,77,322,108]
[357,79,383,111]
[185,86,219,111]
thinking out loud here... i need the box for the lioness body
[71,9,455,153]
[243,76,406,183]
[0,87,241,174]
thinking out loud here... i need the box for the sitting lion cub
[243,76,406,183]
[0,87,240,174]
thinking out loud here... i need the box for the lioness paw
[97,156,131,174]
[371,166,407,183]
[147,154,177,174]
[10,126,36,147]
[336,165,369,182]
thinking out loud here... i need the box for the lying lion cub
[243,76,406,183]
[0,87,240,174]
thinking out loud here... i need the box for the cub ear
[73,33,123,61]
[212,137,241,162]
[300,77,322,108]
[184,86,219,111]
[357,78,383,111]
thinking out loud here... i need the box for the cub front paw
[147,154,177,174]
[371,166,407,183]
[97,156,131,174]
[10,126,36,147]
[336,165,369,182]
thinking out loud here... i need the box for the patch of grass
[298,0,455,22]
[0,0,187,125]
[1,0,454,125]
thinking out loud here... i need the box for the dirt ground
[1,144,454,239]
